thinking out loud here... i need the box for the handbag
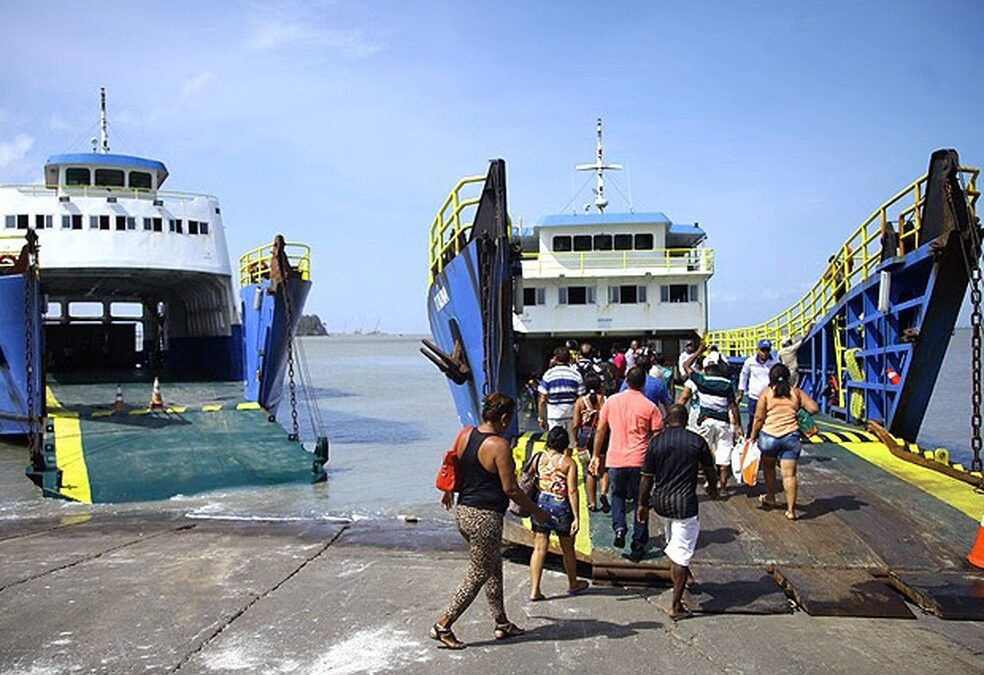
[435,426,473,492]
[508,451,542,517]
[795,390,819,437]
[738,439,761,487]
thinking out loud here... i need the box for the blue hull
[0,273,43,436]
[241,276,311,412]
[424,159,519,431]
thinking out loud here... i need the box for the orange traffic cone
[969,515,984,569]
[149,377,164,410]
[113,384,125,413]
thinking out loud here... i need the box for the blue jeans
[608,466,649,555]
[758,430,802,461]
[745,398,758,436]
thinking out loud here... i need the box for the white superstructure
[514,119,714,355]
[0,89,239,368]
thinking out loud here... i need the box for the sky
[1,1,982,333]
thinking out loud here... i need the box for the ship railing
[704,166,980,355]
[0,184,217,202]
[522,247,714,275]
[238,242,312,287]
[428,174,487,282]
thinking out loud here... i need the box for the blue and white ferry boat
[0,90,323,503]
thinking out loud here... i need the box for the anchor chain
[22,229,39,465]
[278,245,300,443]
[948,177,984,482]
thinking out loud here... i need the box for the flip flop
[758,495,777,509]
[529,593,545,602]
[785,511,797,521]
[567,580,590,596]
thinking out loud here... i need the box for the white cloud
[49,114,69,131]
[247,6,383,58]
[0,134,33,168]
[181,70,216,99]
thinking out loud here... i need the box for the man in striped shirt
[538,347,585,438]
[678,352,742,494]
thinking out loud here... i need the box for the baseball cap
[702,352,722,368]
[757,339,773,351]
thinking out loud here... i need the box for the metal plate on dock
[772,567,914,618]
[889,571,984,621]
[687,565,791,614]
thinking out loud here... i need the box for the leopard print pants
[445,504,505,624]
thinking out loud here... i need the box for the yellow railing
[238,242,312,287]
[428,174,487,282]
[705,166,980,355]
[0,184,216,201]
[522,247,714,274]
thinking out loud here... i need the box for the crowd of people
[433,334,817,648]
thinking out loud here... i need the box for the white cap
[703,352,722,368]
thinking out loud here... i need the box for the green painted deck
[44,380,319,504]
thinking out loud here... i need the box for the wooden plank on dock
[687,565,791,614]
[772,567,914,618]
[889,571,984,620]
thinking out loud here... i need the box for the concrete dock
[1,511,982,674]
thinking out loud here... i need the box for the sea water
[0,331,978,522]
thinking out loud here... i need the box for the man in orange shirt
[589,366,664,561]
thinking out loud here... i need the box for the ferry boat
[423,120,711,430]
[423,123,984,619]
[0,89,325,502]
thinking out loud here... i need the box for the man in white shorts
[677,351,743,494]
[638,404,718,620]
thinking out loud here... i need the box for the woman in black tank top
[431,393,549,650]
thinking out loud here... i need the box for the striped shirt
[642,427,714,520]
[538,364,585,420]
[687,372,735,423]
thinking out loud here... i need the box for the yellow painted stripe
[838,441,984,520]
[202,404,222,412]
[128,409,151,416]
[45,388,91,504]
[91,410,114,418]
[166,406,188,414]
[236,402,262,411]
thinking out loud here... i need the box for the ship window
[188,220,199,235]
[61,215,71,229]
[169,219,183,233]
[35,214,50,229]
[523,287,545,306]
[116,216,127,231]
[47,302,62,319]
[65,168,90,185]
[89,215,99,229]
[17,214,28,229]
[68,301,103,318]
[126,216,136,230]
[129,171,152,189]
[559,285,595,305]
[94,169,125,187]
[143,217,152,231]
[634,233,654,250]
[573,235,592,252]
[661,284,697,303]
[100,215,110,230]
[614,234,633,250]
[153,218,163,232]
[4,216,13,229]
[71,214,82,230]
[199,221,209,234]
[593,234,612,251]
[110,302,143,318]
[552,235,572,252]
[609,285,647,304]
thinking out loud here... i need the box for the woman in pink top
[749,364,820,520]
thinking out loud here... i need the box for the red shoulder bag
[435,426,474,492]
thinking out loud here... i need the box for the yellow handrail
[704,166,980,355]
[238,241,312,287]
[428,174,487,282]
[522,247,714,274]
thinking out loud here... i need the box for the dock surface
[0,512,982,674]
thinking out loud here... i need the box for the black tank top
[456,428,509,513]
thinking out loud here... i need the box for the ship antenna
[575,117,622,213]
[99,87,110,154]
